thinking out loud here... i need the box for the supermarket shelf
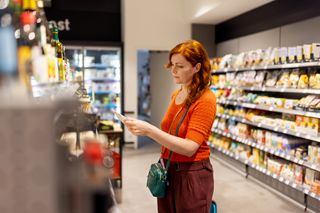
[75,64,117,70]
[32,80,81,87]
[209,143,320,201]
[217,99,320,119]
[215,113,320,143]
[211,61,320,74]
[211,85,320,95]
[86,78,120,83]
[88,91,120,95]
[93,103,118,109]
[211,129,320,172]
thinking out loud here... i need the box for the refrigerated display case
[65,45,124,198]
[65,46,122,121]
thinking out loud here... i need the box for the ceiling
[183,0,274,24]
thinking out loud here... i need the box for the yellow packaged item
[297,72,309,89]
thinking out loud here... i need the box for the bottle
[0,4,18,79]
[17,0,37,91]
[51,26,65,81]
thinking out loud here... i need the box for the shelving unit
[211,61,320,74]
[215,113,320,143]
[209,143,320,205]
[217,99,320,119]
[212,128,320,172]
[211,85,320,95]
[211,56,320,211]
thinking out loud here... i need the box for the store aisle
[118,141,306,213]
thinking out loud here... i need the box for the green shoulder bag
[147,105,190,198]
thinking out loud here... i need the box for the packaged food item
[309,69,320,89]
[265,71,280,87]
[288,47,297,63]
[255,49,264,65]
[311,43,320,61]
[297,71,309,89]
[288,69,300,88]
[297,46,303,63]
[294,165,304,184]
[255,71,266,87]
[311,181,320,195]
[219,74,226,87]
[219,54,232,69]
[276,70,290,87]
[303,44,312,62]
[262,47,273,66]
[279,47,288,64]
[308,98,320,109]
[234,53,245,68]
[212,75,219,85]
[307,118,319,136]
[284,99,298,109]
[271,48,279,65]
[296,95,317,108]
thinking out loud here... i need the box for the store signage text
[48,19,71,31]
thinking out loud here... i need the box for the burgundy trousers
[157,159,214,213]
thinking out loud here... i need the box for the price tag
[310,192,316,198]
[299,160,304,165]
[292,183,297,188]
[280,153,285,158]
[267,171,271,176]
[270,150,275,154]
[272,174,277,179]
[258,123,262,127]
[304,189,310,194]
[235,156,239,160]
[283,129,288,134]
[279,177,284,182]
[311,164,317,170]
[285,180,290,185]
[262,87,266,91]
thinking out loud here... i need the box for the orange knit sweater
[160,89,216,162]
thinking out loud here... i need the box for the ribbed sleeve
[186,91,216,145]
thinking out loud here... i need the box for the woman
[124,40,216,213]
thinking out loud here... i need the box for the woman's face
[170,54,196,85]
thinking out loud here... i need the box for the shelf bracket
[304,194,308,212]
[245,164,249,179]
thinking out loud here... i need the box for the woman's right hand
[124,118,154,137]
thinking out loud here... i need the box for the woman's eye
[177,65,184,69]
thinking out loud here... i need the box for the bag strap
[165,104,191,171]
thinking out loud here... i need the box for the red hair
[166,40,212,106]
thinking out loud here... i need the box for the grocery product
[265,71,280,87]
[288,69,300,88]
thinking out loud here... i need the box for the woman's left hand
[123,118,153,136]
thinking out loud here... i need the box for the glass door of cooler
[65,46,122,123]
[83,47,122,122]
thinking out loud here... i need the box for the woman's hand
[123,118,153,136]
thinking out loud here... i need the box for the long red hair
[166,40,212,106]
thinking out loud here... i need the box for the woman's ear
[194,63,201,73]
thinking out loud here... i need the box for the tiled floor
[118,141,308,213]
